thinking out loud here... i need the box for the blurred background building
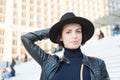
[0,0,109,61]
[0,0,120,79]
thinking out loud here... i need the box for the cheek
[63,35,70,41]
[80,35,83,42]
[60,35,69,44]
[77,34,82,43]
[81,35,83,40]
[79,33,82,39]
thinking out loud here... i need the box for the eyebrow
[64,28,82,32]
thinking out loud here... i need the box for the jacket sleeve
[21,28,50,66]
[100,60,110,80]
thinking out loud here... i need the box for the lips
[71,41,78,44]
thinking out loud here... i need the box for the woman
[21,12,110,80]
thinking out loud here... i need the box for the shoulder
[88,56,104,61]
[87,56,105,66]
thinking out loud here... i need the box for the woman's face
[60,23,82,49]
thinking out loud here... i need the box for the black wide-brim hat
[49,12,94,44]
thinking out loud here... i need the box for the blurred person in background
[21,12,110,80]
[1,68,9,80]
[10,58,16,68]
[1,58,16,80]
[98,29,104,39]
[113,24,120,36]
[1,66,15,80]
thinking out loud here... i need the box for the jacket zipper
[80,64,84,80]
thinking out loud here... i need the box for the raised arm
[21,28,50,66]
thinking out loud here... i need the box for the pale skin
[60,23,82,49]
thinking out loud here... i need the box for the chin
[68,46,80,49]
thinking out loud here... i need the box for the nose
[72,32,77,38]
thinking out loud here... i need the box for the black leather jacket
[21,29,110,80]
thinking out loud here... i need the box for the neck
[64,47,83,58]
[64,47,80,52]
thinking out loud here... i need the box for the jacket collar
[55,50,95,74]
[82,54,95,74]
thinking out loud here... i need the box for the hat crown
[60,12,76,21]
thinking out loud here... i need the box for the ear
[60,37,63,41]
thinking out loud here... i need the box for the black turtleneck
[52,47,91,80]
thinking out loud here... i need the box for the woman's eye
[66,31,70,34]
[77,30,82,33]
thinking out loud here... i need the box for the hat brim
[49,17,94,43]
